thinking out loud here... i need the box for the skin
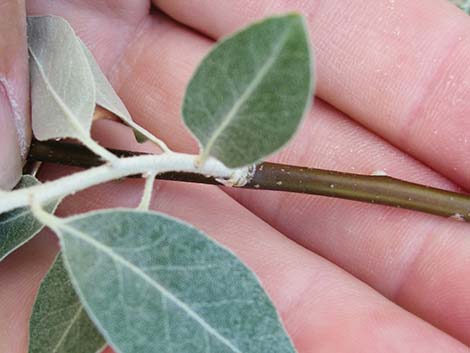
[0,0,29,190]
[0,0,469,352]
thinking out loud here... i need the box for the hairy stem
[27,140,470,221]
[0,145,250,214]
[138,172,157,210]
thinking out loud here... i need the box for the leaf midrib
[51,305,83,353]
[201,27,292,161]
[59,222,243,353]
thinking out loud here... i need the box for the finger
[153,0,470,190]
[108,14,470,344]
[26,0,149,75]
[0,0,29,189]
[27,0,149,23]
[109,15,212,153]
[35,119,469,353]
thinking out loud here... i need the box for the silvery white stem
[0,153,252,214]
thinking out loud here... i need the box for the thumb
[0,0,30,190]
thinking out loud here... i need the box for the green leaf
[29,254,106,353]
[0,176,59,262]
[55,209,296,353]
[132,129,148,143]
[183,14,313,168]
[79,40,147,143]
[27,16,96,141]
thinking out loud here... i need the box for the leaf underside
[29,254,106,353]
[79,40,146,142]
[183,13,313,168]
[56,209,296,353]
[79,40,132,123]
[27,16,96,141]
[0,175,59,262]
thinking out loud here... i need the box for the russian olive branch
[0,145,250,214]
[28,140,470,221]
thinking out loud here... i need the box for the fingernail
[0,82,22,190]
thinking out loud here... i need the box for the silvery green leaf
[79,40,149,143]
[56,209,296,353]
[80,41,173,149]
[79,41,130,123]
[183,14,313,168]
[29,254,106,353]
[0,175,59,261]
[27,16,96,141]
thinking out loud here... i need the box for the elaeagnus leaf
[79,40,148,143]
[183,14,313,168]
[0,175,59,262]
[27,16,96,142]
[54,209,297,353]
[29,254,106,353]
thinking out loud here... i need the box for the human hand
[2,0,470,352]
[0,0,29,190]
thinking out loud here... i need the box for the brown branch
[27,140,470,222]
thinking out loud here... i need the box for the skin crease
[0,0,470,352]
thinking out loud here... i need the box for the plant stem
[138,172,157,210]
[2,147,249,214]
[28,140,470,222]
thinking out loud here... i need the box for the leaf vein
[51,306,84,353]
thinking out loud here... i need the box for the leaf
[0,175,59,262]
[27,16,96,141]
[55,209,296,353]
[133,129,148,143]
[183,14,313,168]
[79,40,131,122]
[79,40,151,143]
[29,254,106,353]
[80,39,173,147]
